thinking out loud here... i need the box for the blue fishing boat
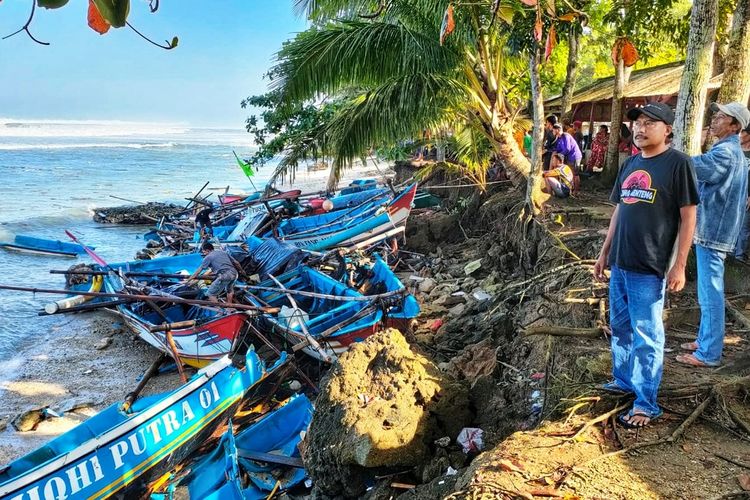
[358,254,420,330]
[0,235,94,258]
[201,187,391,244]
[0,348,293,500]
[243,266,386,362]
[260,183,417,251]
[176,393,313,499]
[339,178,378,195]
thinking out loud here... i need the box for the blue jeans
[695,245,726,365]
[609,265,666,416]
[735,210,750,259]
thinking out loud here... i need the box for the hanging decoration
[440,3,455,46]
[88,0,110,34]
[544,24,557,61]
[611,36,639,67]
[533,8,543,42]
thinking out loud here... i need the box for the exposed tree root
[726,300,750,330]
[578,390,715,468]
[564,401,630,441]
[522,326,604,338]
[714,452,750,470]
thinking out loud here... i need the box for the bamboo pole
[0,284,277,313]
[121,353,168,413]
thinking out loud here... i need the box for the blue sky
[0,1,307,128]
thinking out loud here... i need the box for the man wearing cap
[676,102,750,368]
[594,102,699,428]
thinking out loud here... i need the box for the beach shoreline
[0,162,395,465]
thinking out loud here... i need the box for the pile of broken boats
[0,179,427,499]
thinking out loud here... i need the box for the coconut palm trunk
[560,27,581,119]
[717,0,750,104]
[672,0,719,154]
[526,44,550,214]
[603,58,632,184]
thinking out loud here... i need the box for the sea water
[0,119,373,364]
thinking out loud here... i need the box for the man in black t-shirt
[594,102,699,428]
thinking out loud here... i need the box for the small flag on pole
[233,150,255,178]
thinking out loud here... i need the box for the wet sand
[0,311,186,464]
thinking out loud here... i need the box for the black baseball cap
[626,102,675,125]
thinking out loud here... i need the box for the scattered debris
[94,337,113,350]
[457,427,484,453]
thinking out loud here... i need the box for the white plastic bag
[456,427,484,453]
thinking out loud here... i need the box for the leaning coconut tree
[272,0,555,209]
[672,0,720,154]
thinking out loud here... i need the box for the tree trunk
[603,57,633,185]
[325,160,338,192]
[525,45,550,215]
[560,26,580,119]
[718,0,750,104]
[491,123,532,186]
[712,9,734,75]
[673,0,719,155]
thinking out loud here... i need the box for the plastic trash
[457,427,484,453]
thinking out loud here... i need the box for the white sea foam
[0,118,190,138]
[0,142,178,151]
[0,118,253,147]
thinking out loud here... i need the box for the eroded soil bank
[305,169,750,499]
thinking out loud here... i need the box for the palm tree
[271,0,541,204]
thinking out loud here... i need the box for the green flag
[233,150,254,178]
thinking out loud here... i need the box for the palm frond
[323,73,464,165]
[273,20,460,103]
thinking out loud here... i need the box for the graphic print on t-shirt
[620,170,657,204]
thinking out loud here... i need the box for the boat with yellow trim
[0,347,292,500]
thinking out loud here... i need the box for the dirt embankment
[309,169,750,500]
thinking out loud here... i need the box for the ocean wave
[0,142,177,151]
[0,118,190,138]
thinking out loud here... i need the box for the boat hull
[277,184,417,251]
[0,351,292,500]
[118,309,248,368]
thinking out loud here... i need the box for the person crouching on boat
[186,242,243,303]
[195,205,214,240]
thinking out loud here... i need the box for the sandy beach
[0,311,186,463]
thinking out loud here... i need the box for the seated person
[542,153,575,199]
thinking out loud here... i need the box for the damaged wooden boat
[0,348,292,500]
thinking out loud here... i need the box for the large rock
[304,329,471,498]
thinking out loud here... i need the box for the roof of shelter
[546,61,723,107]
